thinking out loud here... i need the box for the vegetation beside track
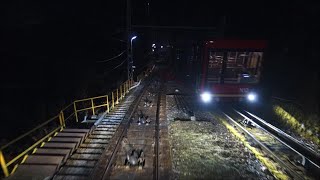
[273,104,320,147]
[214,112,290,180]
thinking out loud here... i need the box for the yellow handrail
[0,65,154,177]
[94,103,109,109]
[6,126,61,167]
[0,114,59,150]
[0,125,62,177]
[76,107,93,113]
[74,94,109,103]
[0,151,9,177]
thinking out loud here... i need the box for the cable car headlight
[201,92,212,103]
[247,93,257,102]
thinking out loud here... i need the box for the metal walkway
[6,90,136,180]
[54,99,135,179]
[1,65,155,180]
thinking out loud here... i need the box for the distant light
[152,49,154,52]
[201,92,212,103]
[247,93,257,102]
[209,41,214,43]
[161,46,163,48]
[152,43,156,47]
[243,74,250,78]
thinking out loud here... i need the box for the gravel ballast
[166,95,273,179]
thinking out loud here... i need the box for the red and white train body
[198,40,267,102]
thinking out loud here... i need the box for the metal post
[58,113,63,127]
[59,111,65,129]
[123,83,125,96]
[126,81,128,92]
[106,95,109,113]
[126,81,128,93]
[91,99,95,115]
[73,102,78,122]
[128,79,131,89]
[0,150,9,177]
[127,0,132,80]
[120,85,123,100]
[116,88,119,104]
[112,92,115,109]
[61,111,65,127]
[123,83,126,96]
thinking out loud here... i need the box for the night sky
[1,1,319,140]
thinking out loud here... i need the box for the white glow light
[247,93,257,102]
[201,92,212,103]
[131,36,137,40]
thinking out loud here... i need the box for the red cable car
[197,40,267,103]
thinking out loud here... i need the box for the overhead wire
[110,58,127,71]
[96,50,126,63]
[96,57,127,79]
[112,37,126,43]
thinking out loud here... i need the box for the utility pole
[127,0,132,80]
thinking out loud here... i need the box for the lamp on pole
[128,36,137,79]
[131,36,137,48]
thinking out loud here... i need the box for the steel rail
[222,112,304,180]
[154,83,161,180]
[241,110,320,169]
[235,110,308,165]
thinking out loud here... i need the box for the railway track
[221,108,320,180]
[242,110,320,168]
[91,74,170,180]
[173,95,194,118]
